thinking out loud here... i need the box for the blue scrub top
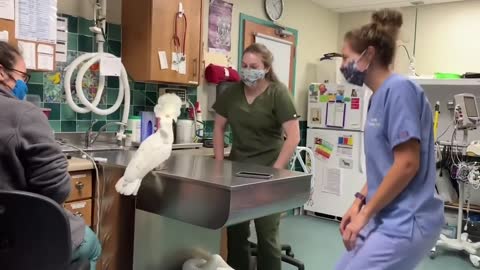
[365,74,444,238]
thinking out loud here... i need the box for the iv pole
[432,126,480,267]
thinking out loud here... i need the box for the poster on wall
[15,0,57,44]
[208,0,233,54]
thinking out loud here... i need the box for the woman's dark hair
[372,9,403,40]
[243,43,279,82]
[0,41,21,70]
[344,9,403,67]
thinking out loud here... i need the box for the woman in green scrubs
[213,43,300,270]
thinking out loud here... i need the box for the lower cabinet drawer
[67,171,93,201]
[64,199,92,227]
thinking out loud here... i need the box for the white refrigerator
[305,82,371,218]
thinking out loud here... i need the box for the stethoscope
[173,11,187,64]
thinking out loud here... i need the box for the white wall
[200,0,340,120]
[415,0,480,74]
[338,0,480,76]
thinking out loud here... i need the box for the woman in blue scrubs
[335,9,444,270]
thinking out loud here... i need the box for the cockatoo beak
[156,117,161,130]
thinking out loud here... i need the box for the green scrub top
[213,81,298,166]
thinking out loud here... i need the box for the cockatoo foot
[115,177,142,196]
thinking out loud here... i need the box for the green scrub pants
[72,226,102,270]
[227,213,281,270]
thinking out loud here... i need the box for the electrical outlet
[447,100,455,111]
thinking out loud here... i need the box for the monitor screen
[464,96,479,117]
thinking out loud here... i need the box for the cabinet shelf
[412,78,480,86]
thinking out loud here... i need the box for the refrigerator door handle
[359,133,364,174]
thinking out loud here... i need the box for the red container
[41,108,52,119]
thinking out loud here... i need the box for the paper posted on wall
[337,135,354,157]
[17,41,36,69]
[314,137,333,160]
[321,168,341,196]
[0,30,8,42]
[0,0,14,20]
[326,102,346,128]
[208,0,233,54]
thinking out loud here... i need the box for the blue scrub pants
[72,226,102,270]
[335,222,440,270]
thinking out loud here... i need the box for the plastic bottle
[125,130,133,147]
[195,102,203,139]
[127,116,141,143]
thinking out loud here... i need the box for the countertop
[172,147,231,157]
[67,157,95,172]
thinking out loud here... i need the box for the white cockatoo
[115,93,182,196]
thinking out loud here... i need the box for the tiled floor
[255,215,477,269]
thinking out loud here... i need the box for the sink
[60,143,125,153]
[56,133,127,153]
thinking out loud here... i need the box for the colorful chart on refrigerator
[314,138,334,159]
[337,135,353,157]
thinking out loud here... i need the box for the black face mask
[340,50,369,86]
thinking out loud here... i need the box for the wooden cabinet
[64,170,94,227]
[66,171,93,202]
[64,199,93,227]
[122,0,203,85]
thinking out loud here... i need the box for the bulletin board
[0,0,57,71]
[255,33,292,89]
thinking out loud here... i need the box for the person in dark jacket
[0,41,101,269]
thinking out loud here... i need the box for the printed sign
[314,137,334,159]
[310,108,321,124]
[309,85,319,102]
[339,158,353,169]
[337,135,354,157]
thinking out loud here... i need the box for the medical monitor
[454,94,480,129]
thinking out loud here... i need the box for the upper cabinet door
[122,0,203,85]
[182,0,203,85]
[150,0,184,84]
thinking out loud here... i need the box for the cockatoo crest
[154,93,183,120]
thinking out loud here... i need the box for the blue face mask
[12,79,28,100]
[340,51,369,86]
[240,68,266,87]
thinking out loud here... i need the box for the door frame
[238,13,299,97]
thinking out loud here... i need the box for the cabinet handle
[193,58,198,78]
[75,181,85,191]
[74,211,84,218]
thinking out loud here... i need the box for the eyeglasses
[6,68,30,83]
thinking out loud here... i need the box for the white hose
[63,0,130,141]
[64,53,130,116]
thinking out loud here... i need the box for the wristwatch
[354,192,366,204]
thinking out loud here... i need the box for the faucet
[85,120,127,148]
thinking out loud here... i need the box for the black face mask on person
[340,50,370,87]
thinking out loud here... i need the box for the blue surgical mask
[340,51,369,86]
[12,79,28,100]
[240,68,266,87]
